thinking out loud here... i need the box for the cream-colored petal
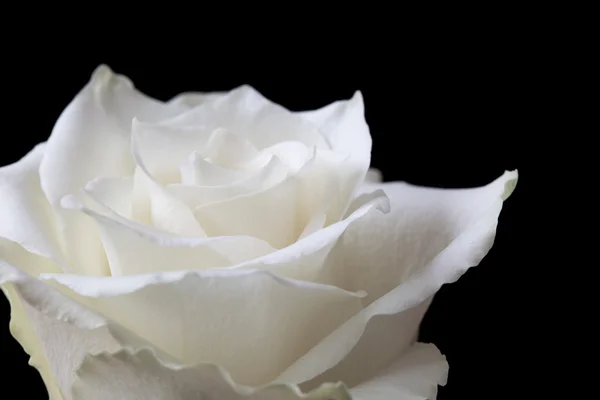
[325,170,519,303]
[130,129,207,237]
[72,348,351,400]
[297,91,372,220]
[39,65,188,276]
[193,149,355,249]
[364,168,382,183]
[202,127,261,168]
[0,143,65,268]
[298,91,370,167]
[40,269,365,387]
[275,171,518,385]
[131,119,212,185]
[179,141,310,188]
[83,177,133,219]
[61,193,275,276]
[232,190,389,284]
[349,343,448,400]
[162,85,329,151]
[166,91,228,108]
[180,151,247,186]
[0,257,121,400]
[168,156,288,209]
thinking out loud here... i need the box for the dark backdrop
[0,56,526,399]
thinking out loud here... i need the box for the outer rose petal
[349,343,449,400]
[72,348,352,400]
[39,65,187,275]
[0,258,122,400]
[276,171,518,386]
[40,269,365,387]
[0,143,64,267]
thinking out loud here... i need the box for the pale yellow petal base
[2,283,63,399]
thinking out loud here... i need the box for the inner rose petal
[61,192,276,276]
[131,119,212,185]
[167,156,289,209]
[131,132,207,237]
[201,128,260,169]
[159,85,331,151]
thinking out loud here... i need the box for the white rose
[0,65,517,400]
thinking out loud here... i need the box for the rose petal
[364,168,383,183]
[166,91,228,108]
[180,151,247,186]
[0,256,121,399]
[162,85,330,151]
[72,348,352,400]
[168,155,288,209]
[202,127,261,168]
[61,193,275,276]
[193,149,355,249]
[40,64,189,209]
[83,177,134,219]
[325,170,519,304]
[298,91,370,168]
[130,128,207,237]
[297,91,372,220]
[275,171,518,385]
[40,269,365,387]
[349,343,448,400]
[0,143,65,267]
[130,119,213,185]
[39,65,185,276]
[231,190,389,284]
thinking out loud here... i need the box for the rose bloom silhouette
[0,65,517,400]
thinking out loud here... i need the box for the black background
[0,52,528,399]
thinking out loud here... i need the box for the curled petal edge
[0,283,64,400]
[72,347,352,400]
[275,170,519,384]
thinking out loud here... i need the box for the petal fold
[60,193,274,276]
[40,268,364,387]
[72,348,352,400]
[275,171,518,385]
[162,85,329,151]
[0,144,65,267]
[349,343,448,400]
[1,257,121,400]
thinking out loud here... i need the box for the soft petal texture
[40,269,365,387]
[131,119,212,185]
[180,151,247,186]
[0,257,121,400]
[298,91,370,169]
[39,65,196,275]
[72,348,352,400]
[275,171,518,386]
[161,85,329,151]
[83,177,134,219]
[230,190,389,284]
[297,92,372,221]
[192,150,361,249]
[349,343,449,400]
[130,129,207,237]
[0,143,64,266]
[168,155,289,209]
[60,193,275,276]
[364,168,383,183]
